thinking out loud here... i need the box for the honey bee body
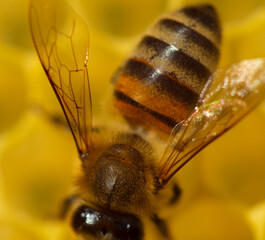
[114,5,221,133]
[69,133,157,239]
[78,133,157,214]
[29,1,265,240]
[67,130,179,239]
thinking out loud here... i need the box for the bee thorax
[81,143,157,215]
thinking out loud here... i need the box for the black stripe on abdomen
[180,5,221,43]
[138,35,211,85]
[122,58,199,108]
[114,90,179,129]
[158,18,219,62]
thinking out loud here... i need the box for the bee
[29,0,265,239]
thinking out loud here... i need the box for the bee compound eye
[111,213,144,240]
[71,205,103,237]
[71,205,144,240]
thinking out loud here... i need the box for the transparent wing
[29,0,92,157]
[157,58,265,186]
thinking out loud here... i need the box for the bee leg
[59,194,79,219]
[151,214,171,239]
[168,183,182,205]
[38,107,103,134]
[31,104,70,128]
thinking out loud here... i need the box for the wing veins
[156,59,265,186]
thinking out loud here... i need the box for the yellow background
[0,0,265,239]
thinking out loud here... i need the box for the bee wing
[29,0,92,157]
[157,59,265,186]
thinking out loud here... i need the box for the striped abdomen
[113,4,221,133]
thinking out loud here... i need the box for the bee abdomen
[113,4,221,133]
